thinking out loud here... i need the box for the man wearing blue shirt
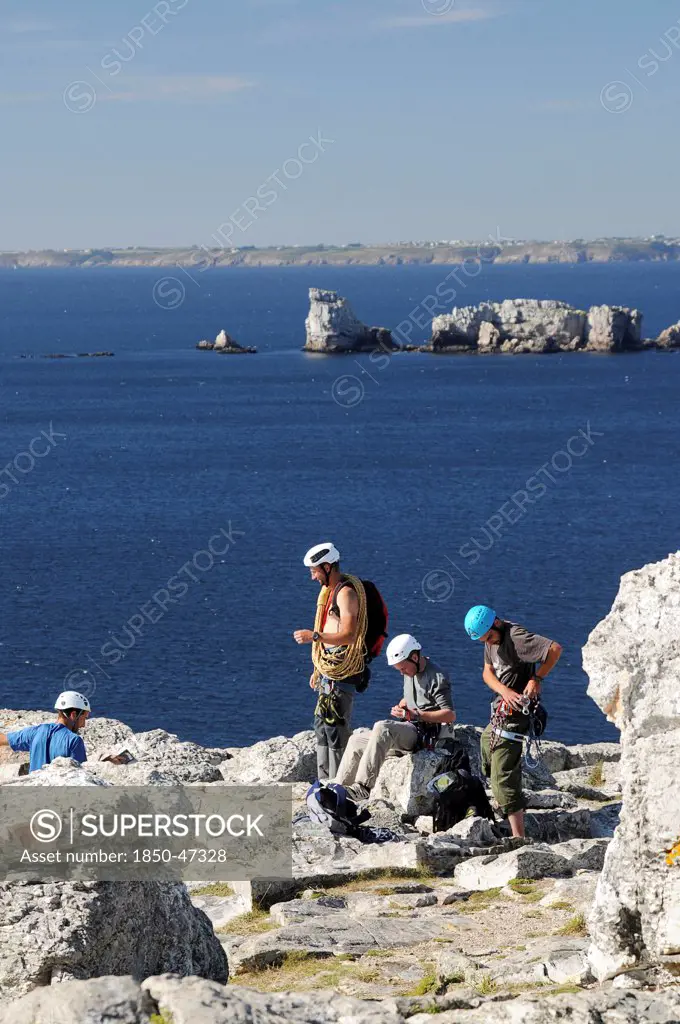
[0,690,91,772]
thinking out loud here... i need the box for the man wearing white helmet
[0,691,90,773]
[334,634,455,803]
[294,542,364,779]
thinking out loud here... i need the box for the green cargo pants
[481,722,527,817]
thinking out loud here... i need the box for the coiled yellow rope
[312,575,368,681]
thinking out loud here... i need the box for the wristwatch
[312,631,320,642]
[531,675,543,685]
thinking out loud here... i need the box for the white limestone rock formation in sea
[430,299,644,353]
[196,329,256,353]
[304,288,395,353]
[584,551,680,981]
[656,319,680,348]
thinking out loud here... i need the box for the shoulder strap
[330,577,352,616]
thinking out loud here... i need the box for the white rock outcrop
[196,329,256,353]
[430,299,644,353]
[0,880,228,998]
[220,730,316,784]
[3,973,680,1024]
[304,288,395,353]
[656,320,680,348]
[584,551,680,980]
[586,305,643,351]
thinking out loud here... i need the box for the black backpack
[330,578,389,693]
[430,749,496,833]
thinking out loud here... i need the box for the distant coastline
[3,238,680,269]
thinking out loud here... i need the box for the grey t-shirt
[484,621,553,695]
[403,658,454,735]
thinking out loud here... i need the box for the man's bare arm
[0,734,9,747]
[317,586,359,646]
[293,586,359,647]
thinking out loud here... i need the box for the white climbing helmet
[303,542,340,568]
[54,691,91,713]
[386,634,422,667]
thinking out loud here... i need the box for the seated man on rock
[0,690,90,772]
[333,634,455,803]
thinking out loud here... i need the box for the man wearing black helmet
[464,605,562,838]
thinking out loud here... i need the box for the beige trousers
[334,719,419,801]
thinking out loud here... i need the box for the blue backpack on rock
[306,780,371,837]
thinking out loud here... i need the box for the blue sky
[2,0,680,248]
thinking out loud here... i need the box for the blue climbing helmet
[464,605,496,640]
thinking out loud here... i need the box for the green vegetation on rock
[218,908,276,936]
[556,912,587,936]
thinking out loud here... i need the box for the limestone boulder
[453,842,572,889]
[0,880,228,999]
[0,715,230,786]
[6,757,109,787]
[371,749,448,816]
[430,299,587,352]
[585,305,643,351]
[304,288,396,353]
[552,761,621,800]
[523,806,592,842]
[523,788,577,809]
[0,974,408,1024]
[431,303,494,350]
[547,837,610,872]
[477,321,502,351]
[584,551,680,980]
[220,730,316,784]
[228,910,457,973]
[445,815,498,845]
[656,320,680,348]
[564,741,620,768]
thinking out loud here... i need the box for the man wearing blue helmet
[464,605,562,838]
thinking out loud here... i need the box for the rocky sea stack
[196,329,256,353]
[429,299,649,354]
[0,554,678,1021]
[304,288,396,353]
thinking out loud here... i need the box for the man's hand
[503,688,527,711]
[309,672,318,690]
[294,629,314,645]
[391,705,407,719]
[523,678,542,700]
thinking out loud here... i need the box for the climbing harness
[489,695,547,768]
[311,575,368,682]
[414,721,441,752]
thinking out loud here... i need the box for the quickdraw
[524,704,544,769]
[315,689,346,726]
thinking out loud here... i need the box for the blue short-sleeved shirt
[7,723,87,773]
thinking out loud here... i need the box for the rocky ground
[0,712,675,1022]
[1,550,679,1021]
